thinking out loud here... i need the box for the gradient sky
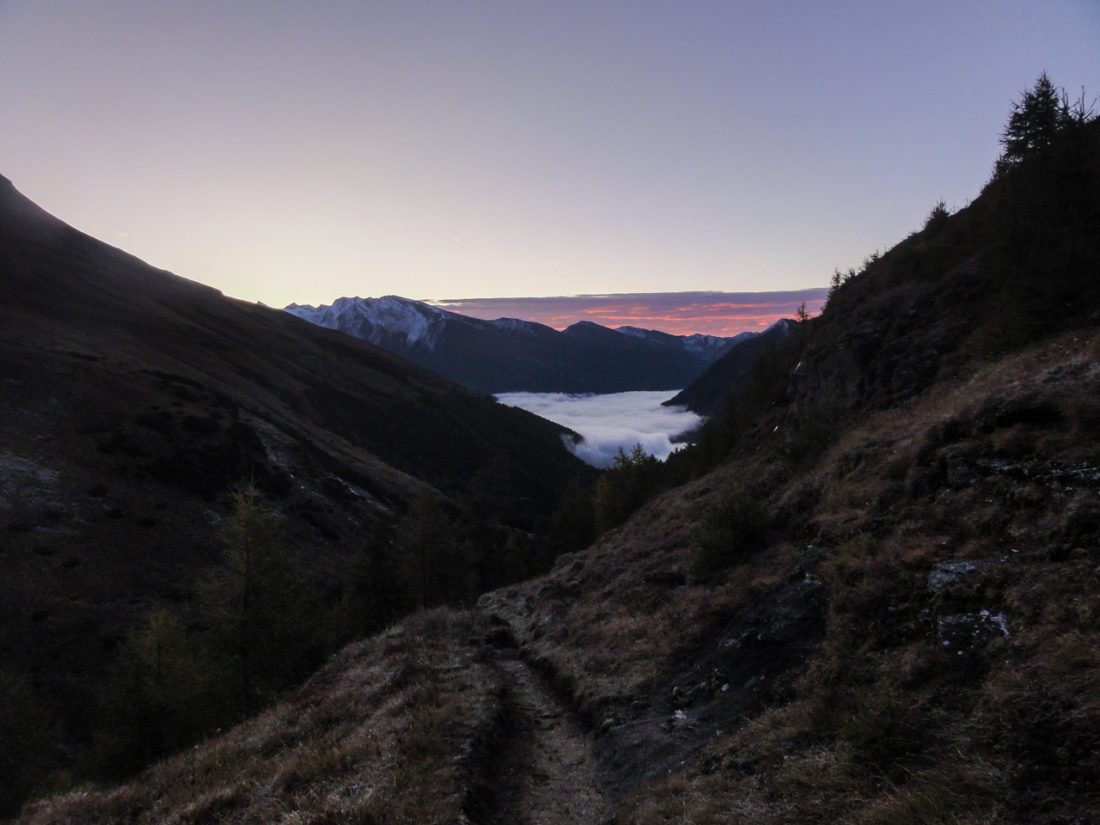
[2,2,1098,319]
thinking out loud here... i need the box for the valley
[495,389,702,467]
[3,71,1100,825]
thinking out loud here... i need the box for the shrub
[839,679,928,772]
[691,487,770,581]
[781,400,847,463]
[923,199,950,231]
[0,670,51,816]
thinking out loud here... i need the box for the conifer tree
[198,483,311,718]
[396,494,465,608]
[998,72,1067,172]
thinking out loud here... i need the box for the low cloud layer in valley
[496,390,702,468]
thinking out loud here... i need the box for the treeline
[0,454,594,813]
[65,470,584,791]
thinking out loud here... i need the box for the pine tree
[998,72,1067,172]
[396,494,464,608]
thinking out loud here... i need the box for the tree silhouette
[998,73,1068,173]
[1001,73,1062,164]
[198,483,311,718]
[396,494,466,608]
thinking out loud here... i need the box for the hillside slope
[23,329,1100,825]
[665,318,797,415]
[286,295,747,393]
[0,174,587,812]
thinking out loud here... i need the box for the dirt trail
[483,650,609,825]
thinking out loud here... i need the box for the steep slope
[484,329,1100,824]
[483,119,1100,823]
[0,174,587,811]
[24,328,1100,825]
[19,610,509,825]
[286,296,746,393]
[665,318,797,415]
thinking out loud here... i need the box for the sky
[1,1,1098,332]
[496,390,702,467]
[433,289,828,335]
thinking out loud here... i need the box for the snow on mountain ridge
[681,330,756,355]
[491,317,544,334]
[615,326,652,340]
[353,295,438,347]
[287,295,446,348]
[286,295,762,357]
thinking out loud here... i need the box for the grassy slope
[18,610,507,825]
[23,331,1099,825]
[489,329,1100,823]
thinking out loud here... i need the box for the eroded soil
[482,649,609,825]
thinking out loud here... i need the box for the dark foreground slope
[16,123,1100,824]
[0,174,586,812]
[26,329,1100,825]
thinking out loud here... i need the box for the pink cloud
[429,290,827,336]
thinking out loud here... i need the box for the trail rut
[481,650,609,825]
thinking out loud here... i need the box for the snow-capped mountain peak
[287,295,446,348]
[284,294,755,394]
[490,317,540,334]
[681,330,756,355]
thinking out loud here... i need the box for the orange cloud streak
[430,289,829,337]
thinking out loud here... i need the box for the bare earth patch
[483,651,608,825]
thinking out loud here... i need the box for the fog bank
[496,390,702,468]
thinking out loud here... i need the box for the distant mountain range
[285,296,754,394]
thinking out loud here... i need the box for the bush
[923,199,950,231]
[691,488,770,581]
[839,679,929,774]
[781,400,847,463]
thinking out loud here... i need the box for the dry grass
[491,330,1100,823]
[19,333,1100,824]
[18,609,506,825]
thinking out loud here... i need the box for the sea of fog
[495,390,703,468]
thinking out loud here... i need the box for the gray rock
[937,610,1010,650]
[927,560,987,592]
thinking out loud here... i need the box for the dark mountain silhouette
[664,318,797,415]
[286,296,748,393]
[0,173,587,811]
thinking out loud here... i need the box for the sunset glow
[2,4,1097,307]
[431,289,828,336]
